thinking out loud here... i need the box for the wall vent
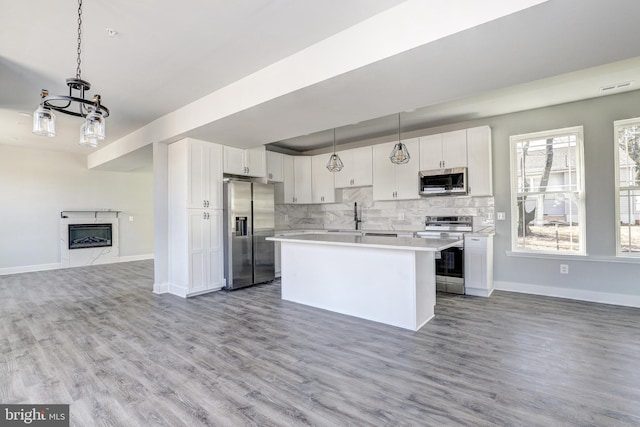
[600,81,633,93]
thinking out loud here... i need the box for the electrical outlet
[129,216,134,222]
[497,212,506,221]
[284,214,289,222]
[398,213,405,220]
[560,264,569,274]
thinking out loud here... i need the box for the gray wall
[485,90,640,300]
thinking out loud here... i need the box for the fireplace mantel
[60,212,120,267]
[60,210,121,218]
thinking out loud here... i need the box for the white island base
[272,234,457,331]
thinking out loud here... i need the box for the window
[510,126,585,254]
[614,118,640,255]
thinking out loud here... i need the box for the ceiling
[3,0,640,167]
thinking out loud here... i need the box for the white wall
[0,144,154,273]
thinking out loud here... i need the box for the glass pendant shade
[79,122,98,148]
[84,110,106,140]
[390,113,410,164]
[326,153,344,172]
[326,128,344,172]
[390,142,410,164]
[32,105,56,137]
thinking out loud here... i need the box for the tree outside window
[510,127,585,254]
[614,119,640,255]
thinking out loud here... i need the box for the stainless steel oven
[416,216,472,294]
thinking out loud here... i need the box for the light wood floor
[2,260,640,426]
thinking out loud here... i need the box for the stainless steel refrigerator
[223,180,275,290]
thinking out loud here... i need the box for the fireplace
[68,224,113,249]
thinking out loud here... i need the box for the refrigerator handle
[235,216,248,236]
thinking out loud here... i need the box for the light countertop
[268,233,461,252]
[464,227,496,237]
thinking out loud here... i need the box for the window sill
[506,251,640,264]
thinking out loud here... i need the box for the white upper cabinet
[334,146,373,188]
[311,154,338,203]
[466,126,493,196]
[372,138,420,201]
[280,154,295,204]
[223,145,266,177]
[266,151,284,182]
[245,146,266,177]
[169,138,223,210]
[419,130,467,170]
[278,155,312,204]
[293,156,313,204]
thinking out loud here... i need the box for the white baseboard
[494,280,640,308]
[0,254,154,276]
[153,282,170,294]
[465,287,494,297]
[0,263,60,276]
[118,254,154,263]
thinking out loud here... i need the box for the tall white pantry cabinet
[168,138,224,298]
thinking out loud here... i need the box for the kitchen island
[267,234,461,331]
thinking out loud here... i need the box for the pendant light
[326,128,344,172]
[390,113,410,164]
[32,0,110,147]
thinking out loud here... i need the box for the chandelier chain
[76,0,83,79]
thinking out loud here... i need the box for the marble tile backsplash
[276,187,494,232]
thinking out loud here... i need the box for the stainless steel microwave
[419,167,467,196]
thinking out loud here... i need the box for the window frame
[613,117,640,257]
[509,126,586,255]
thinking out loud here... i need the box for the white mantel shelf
[268,234,457,331]
[61,210,122,218]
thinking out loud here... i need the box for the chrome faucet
[354,202,363,230]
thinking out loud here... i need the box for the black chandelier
[32,0,110,148]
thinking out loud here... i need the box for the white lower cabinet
[184,209,224,295]
[464,235,493,297]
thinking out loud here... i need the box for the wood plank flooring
[2,260,640,426]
